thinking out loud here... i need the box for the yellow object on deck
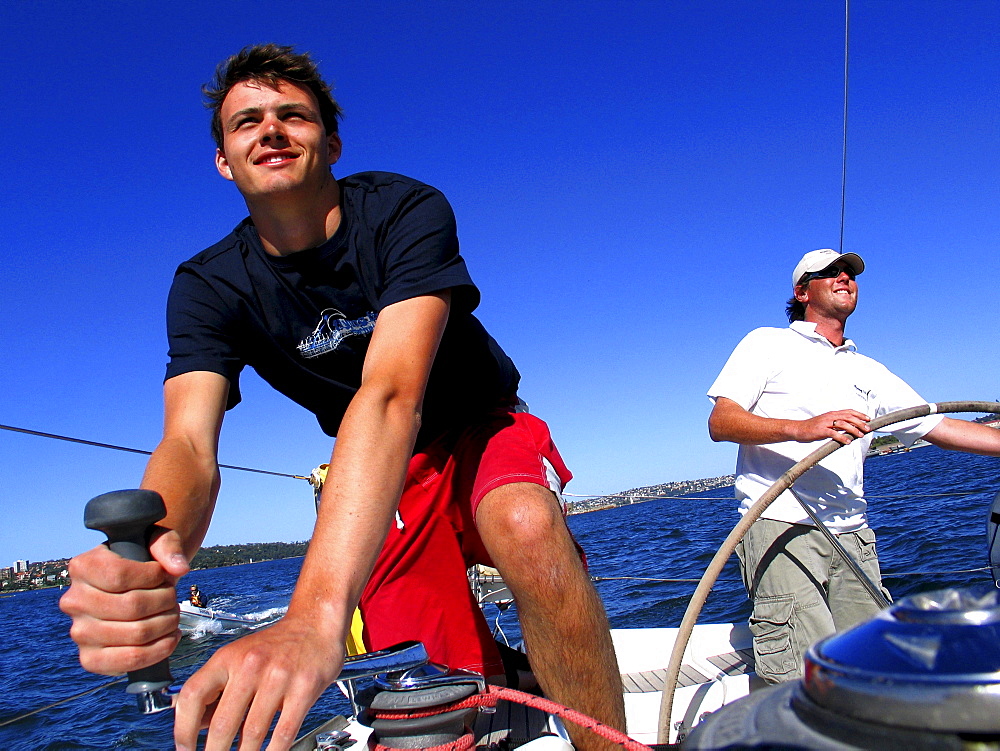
[345,607,366,656]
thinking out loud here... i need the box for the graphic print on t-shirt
[297,308,377,359]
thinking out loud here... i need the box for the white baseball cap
[792,249,865,288]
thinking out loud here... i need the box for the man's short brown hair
[203,43,343,150]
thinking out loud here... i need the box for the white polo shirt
[707,321,942,533]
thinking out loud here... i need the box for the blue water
[1,445,996,749]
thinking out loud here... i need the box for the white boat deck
[612,624,754,745]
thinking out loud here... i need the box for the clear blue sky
[3,1,998,564]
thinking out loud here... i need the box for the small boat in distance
[178,600,254,632]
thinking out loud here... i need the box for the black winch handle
[84,489,177,713]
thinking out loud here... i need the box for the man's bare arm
[59,370,229,676]
[173,291,451,751]
[924,417,1000,456]
[708,396,870,446]
[142,370,230,558]
[288,291,451,635]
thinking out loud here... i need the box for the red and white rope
[369,684,652,751]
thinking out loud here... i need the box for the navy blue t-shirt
[165,172,519,444]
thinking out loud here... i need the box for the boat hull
[178,601,253,631]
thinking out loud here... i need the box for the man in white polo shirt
[707,248,1000,683]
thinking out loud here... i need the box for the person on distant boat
[59,44,624,751]
[188,584,206,608]
[707,248,1000,684]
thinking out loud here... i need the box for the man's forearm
[141,435,221,560]
[284,384,421,643]
[708,397,870,446]
[281,292,447,644]
[925,418,1000,456]
[710,412,801,444]
[709,398,800,444]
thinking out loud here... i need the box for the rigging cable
[839,0,851,252]
[0,677,126,729]
[5,422,993,503]
[590,566,996,585]
[0,640,220,729]
[0,423,309,481]
[564,490,989,502]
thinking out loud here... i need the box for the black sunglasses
[801,264,856,284]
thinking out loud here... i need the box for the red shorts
[358,407,572,678]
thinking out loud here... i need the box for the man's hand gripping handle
[83,489,177,713]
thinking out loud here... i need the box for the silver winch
[684,586,1000,750]
[361,662,487,749]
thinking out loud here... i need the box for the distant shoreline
[6,474,741,570]
[1,543,310,591]
[567,474,736,515]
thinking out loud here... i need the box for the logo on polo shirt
[297,308,377,359]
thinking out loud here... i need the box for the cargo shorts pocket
[749,595,799,683]
[856,528,878,562]
[853,528,892,603]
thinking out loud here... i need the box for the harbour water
[1,445,996,749]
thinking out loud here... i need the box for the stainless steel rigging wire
[0,641,219,729]
[0,423,309,480]
[839,0,851,252]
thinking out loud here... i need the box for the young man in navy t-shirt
[60,44,625,751]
